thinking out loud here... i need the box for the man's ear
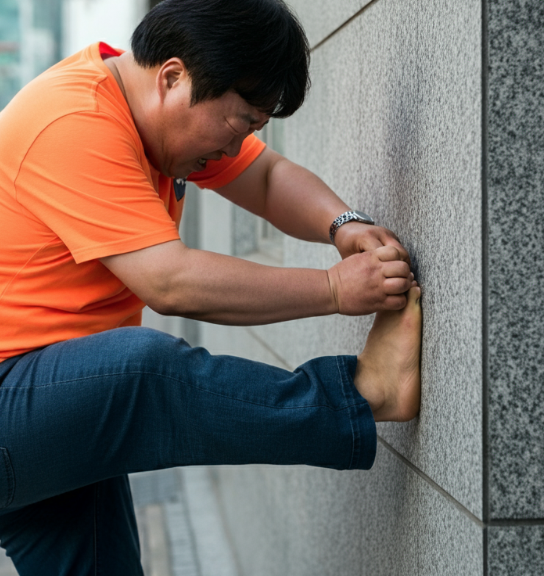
[156,58,190,103]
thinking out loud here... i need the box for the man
[0,0,421,574]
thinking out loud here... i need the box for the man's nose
[222,133,249,157]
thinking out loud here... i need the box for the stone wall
[145,1,543,573]
[193,1,544,574]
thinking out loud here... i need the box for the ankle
[354,360,387,418]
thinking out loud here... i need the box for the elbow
[144,287,199,318]
[146,297,174,317]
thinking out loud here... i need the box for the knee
[127,327,186,357]
[102,327,189,371]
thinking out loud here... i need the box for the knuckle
[393,297,406,310]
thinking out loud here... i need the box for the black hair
[131,0,310,118]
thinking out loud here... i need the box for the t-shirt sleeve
[188,134,266,190]
[15,111,180,264]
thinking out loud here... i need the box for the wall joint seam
[487,519,544,527]
[481,3,490,574]
[377,437,486,529]
[310,0,380,53]
[245,327,293,370]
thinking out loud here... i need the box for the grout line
[245,327,293,370]
[483,526,488,576]
[310,0,379,53]
[377,436,486,529]
[379,439,544,529]
[488,519,544,528]
[481,1,490,573]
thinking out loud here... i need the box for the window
[0,0,63,110]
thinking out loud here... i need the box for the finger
[375,245,402,263]
[382,261,412,278]
[360,236,384,252]
[381,294,408,310]
[384,276,413,294]
[383,238,411,266]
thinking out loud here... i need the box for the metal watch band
[329,210,375,244]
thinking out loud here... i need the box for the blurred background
[0,0,152,109]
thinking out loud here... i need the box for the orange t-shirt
[0,43,266,361]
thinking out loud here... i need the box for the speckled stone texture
[171,0,544,573]
[488,526,544,576]
[487,0,544,519]
[212,444,483,576]
[287,0,373,47]
[252,0,484,518]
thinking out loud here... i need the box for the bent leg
[0,327,376,510]
[0,475,143,576]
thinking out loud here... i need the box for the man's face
[144,62,269,179]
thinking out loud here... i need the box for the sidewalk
[0,467,239,576]
[132,467,239,576]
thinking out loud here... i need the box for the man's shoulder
[8,44,108,120]
[0,44,134,173]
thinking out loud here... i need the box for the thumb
[376,245,402,262]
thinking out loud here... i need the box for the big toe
[407,285,421,306]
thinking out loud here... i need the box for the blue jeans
[0,327,376,575]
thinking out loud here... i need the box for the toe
[407,286,421,305]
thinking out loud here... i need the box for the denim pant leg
[0,476,143,576]
[0,326,376,574]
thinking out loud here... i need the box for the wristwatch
[329,210,375,245]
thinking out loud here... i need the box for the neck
[104,56,128,100]
[105,53,163,171]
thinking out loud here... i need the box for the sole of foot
[354,286,422,422]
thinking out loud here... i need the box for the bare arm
[100,241,412,325]
[216,146,411,263]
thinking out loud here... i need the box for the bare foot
[354,286,422,422]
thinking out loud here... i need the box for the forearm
[101,240,413,323]
[261,156,349,243]
[148,247,337,325]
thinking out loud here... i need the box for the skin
[355,286,422,422]
[101,52,422,422]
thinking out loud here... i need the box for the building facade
[1,1,541,574]
[167,2,543,575]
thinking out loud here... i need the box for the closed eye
[225,118,247,135]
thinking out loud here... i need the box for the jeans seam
[336,357,359,469]
[0,372,362,412]
[0,448,15,509]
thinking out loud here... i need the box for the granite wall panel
[251,0,483,517]
[487,0,544,520]
[487,525,544,576]
[213,444,483,576]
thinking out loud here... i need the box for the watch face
[353,211,375,225]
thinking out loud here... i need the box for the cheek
[164,121,236,160]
